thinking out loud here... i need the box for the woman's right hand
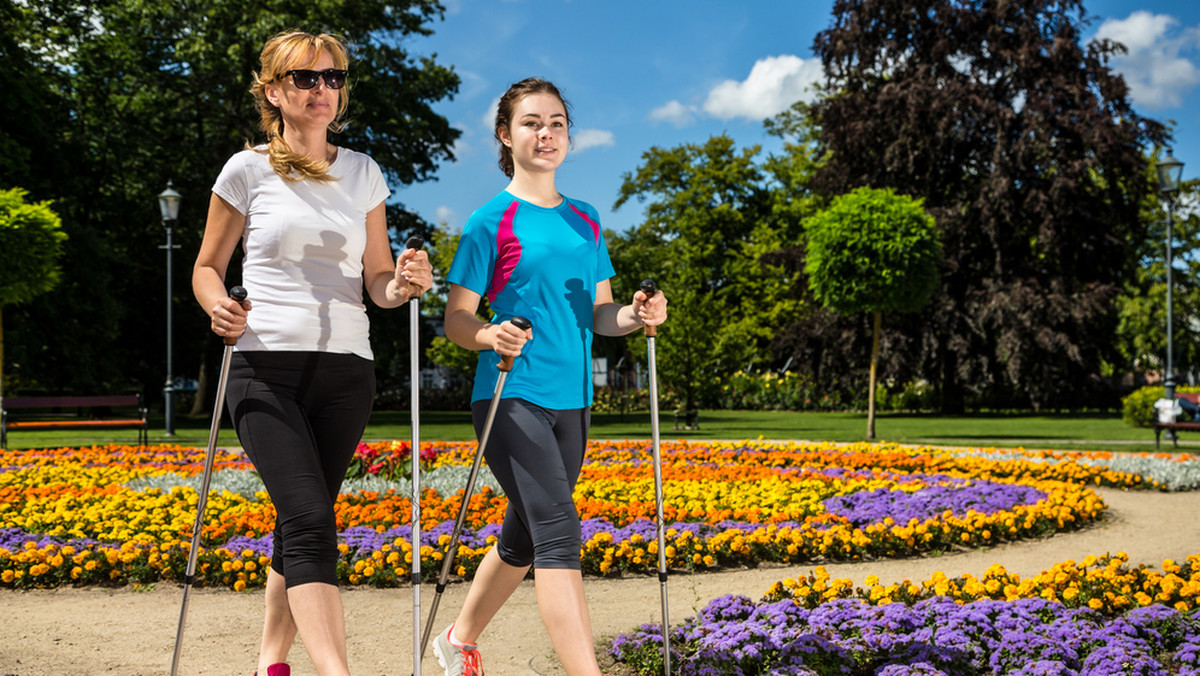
[492,318,531,357]
[209,296,251,339]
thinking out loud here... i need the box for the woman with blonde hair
[193,30,432,676]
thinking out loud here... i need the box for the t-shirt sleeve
[447,215,496,297]
[211,152,250,215]
[364,156,390,210]
[596,228,616,281]
[579,200,615,281]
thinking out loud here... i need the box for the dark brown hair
[494,77,572,178]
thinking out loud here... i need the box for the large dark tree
[0,0,459,413]
[798,0,1167,412]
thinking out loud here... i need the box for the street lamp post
[158,182,182,436]
[1157,153,1184,400]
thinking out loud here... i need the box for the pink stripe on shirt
[569,203,600,244]
[488,200,522,303]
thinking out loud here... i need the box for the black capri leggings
[226,351,376,588]
[473,398,589,570]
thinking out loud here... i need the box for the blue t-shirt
[447,190,616,409]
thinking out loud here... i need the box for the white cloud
[702,54,823,121]
[650,100,697,127]
[1095,11,1200,110]
[481,96,501,132]
[1096,10,1173,52]
[572,129,615,152]
[435,206,457,226]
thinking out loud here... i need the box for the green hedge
[1121,384,1200,427]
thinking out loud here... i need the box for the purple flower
[608,596,1200,676]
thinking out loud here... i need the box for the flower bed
[0,440,1191,590]
[611,553,1200,674]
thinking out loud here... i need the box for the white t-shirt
[212,146,390,359]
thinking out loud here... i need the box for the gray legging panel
[472,398,589,570]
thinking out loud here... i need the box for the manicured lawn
[1,407,1185,453]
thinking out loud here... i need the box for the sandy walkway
[2,487,1198,675]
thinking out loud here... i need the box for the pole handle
[403,235,426,301]
[224,286,249,347]
[640,279,658,338]
[498,316,532,372]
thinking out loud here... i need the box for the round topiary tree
[0,187,67,399]
[804,186,941,438]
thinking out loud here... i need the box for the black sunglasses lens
[322,70,346,89]
[290,70,319,89]
[287,69,346,89]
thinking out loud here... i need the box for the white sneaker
[433,624,484,676]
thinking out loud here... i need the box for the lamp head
[158,181,182,222]
[1157,153,1184,194]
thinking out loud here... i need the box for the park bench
[1,394,149,449]
[1154,392,1200,450]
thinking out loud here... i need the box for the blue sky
[396,0,1200,235]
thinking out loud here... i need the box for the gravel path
[2,487,1198,675]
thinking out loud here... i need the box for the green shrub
[713,371,864,412]
[592,386,653,414]
[877,380,937,412]
[1121,384,1200,428]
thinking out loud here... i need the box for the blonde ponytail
[248,31,350,182]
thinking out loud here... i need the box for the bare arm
[444,283,531,356]
[362,202,432,308]
[592,279,669,337]
[192,193,250,339]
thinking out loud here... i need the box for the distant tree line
[595,0,1184,414]
[0,0,459,414]
[2,0,1194,418]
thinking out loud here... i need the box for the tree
[804,187,940,437]
[422,227,481,380]
[2,0,459,409]
[806,0,1168,412]
[612,135,804,415]
[0,188,67,399]
[1115,168,1200,384]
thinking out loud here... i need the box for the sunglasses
[281,69,347,90]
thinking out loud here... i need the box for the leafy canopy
[0,188,67,306]
[804,187,940,316]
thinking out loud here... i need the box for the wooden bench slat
[7,420,147,430]
[3,395,141,409]
[2,394,148,449]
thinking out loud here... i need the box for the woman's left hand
[632,286,668,327]
[395,248,433,298]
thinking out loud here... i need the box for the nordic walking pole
[419,315,533,658]
[405,235,425,676]
[170,285,248,676]
[641,279,672,675]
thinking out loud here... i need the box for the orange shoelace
[460,647,483,676]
